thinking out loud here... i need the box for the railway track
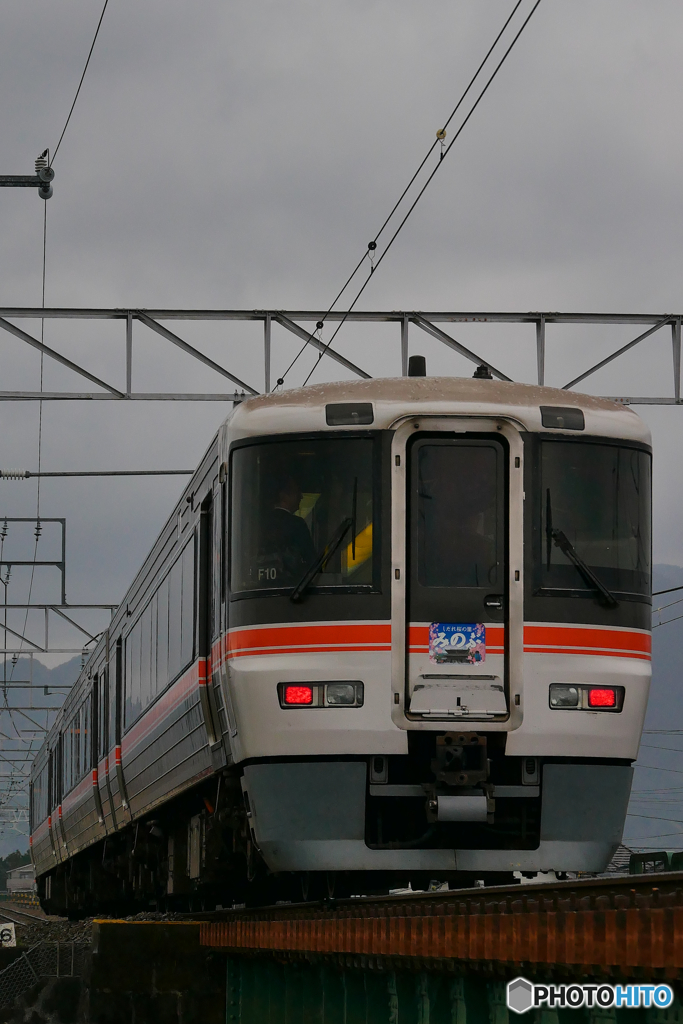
[0,904,47,925]
[197,870,683,977]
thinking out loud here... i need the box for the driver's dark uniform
[259,507,316,584]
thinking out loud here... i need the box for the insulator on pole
[0,470,28,480]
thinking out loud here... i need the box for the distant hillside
[646,564,683,730]
[11,655,82,693]
[620,564,683,851]
[0,657,81,857]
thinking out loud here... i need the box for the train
[29,369,652,913]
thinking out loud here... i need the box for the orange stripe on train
[523,624,651,659]
[227,623,392,658]
[225,621,650,660]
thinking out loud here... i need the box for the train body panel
[228,641,407,759]
[29,378,652,910]
[507,645,650,758]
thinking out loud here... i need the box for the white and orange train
[29,373,651,912]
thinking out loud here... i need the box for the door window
[416,443,500,589]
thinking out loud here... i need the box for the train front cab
[227,384,651,885]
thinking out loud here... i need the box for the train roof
[228,377,650,445]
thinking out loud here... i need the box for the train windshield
[540,441,651,598]
[231,437,376,595]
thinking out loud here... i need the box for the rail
[200,871,683,978]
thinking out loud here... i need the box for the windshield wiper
[290,517,353,603]
[546,489,618,608]
[550,529,619,608]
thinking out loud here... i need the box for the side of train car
[30,377,652,914]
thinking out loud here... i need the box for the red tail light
[283,685,313,705]
[588,688,616,708]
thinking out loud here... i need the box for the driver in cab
[258,475,316,584]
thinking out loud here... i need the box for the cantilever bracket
[0,166,55,201]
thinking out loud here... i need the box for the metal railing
[0,941,89,1010]
[0,892,40,907]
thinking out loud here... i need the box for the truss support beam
[0,604,115,610]
[0,469,192,478]
[0,392,241,401]
[673,319,681,404]
[412,315,513,382]
[0,649,86,654]
[49,606,96,641]
[126,311,133,396]
[536,316,546,386]
[0,622,44,652]
[274,314,371,379]
[0,308,681,324]
[0,604,115,659]
[562,316,672,391]
[0,317,123,396]
[401,316,409,377]
[0,308,683,402]
[264,314,272,393]
[136,312,258,395]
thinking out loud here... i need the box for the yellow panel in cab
[345,523,372,572]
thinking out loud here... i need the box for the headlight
[326,682,357,705]
[549,685,579,708]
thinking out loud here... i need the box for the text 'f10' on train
[29,372,651,912]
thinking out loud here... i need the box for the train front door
[405,433,509,720]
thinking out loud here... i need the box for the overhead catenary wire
[51,0,111,165]
[653,612,683,629]
[275,0,544,389]
[320,0,527,316]
[653,595,683,615]
[627,813,683,823]
[653,584,683,597]
[626,833,683,842]
[631,792,683,798]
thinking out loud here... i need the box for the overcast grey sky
[1,0,683,841]
[1,0,682,610]
[0,0,681,607]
